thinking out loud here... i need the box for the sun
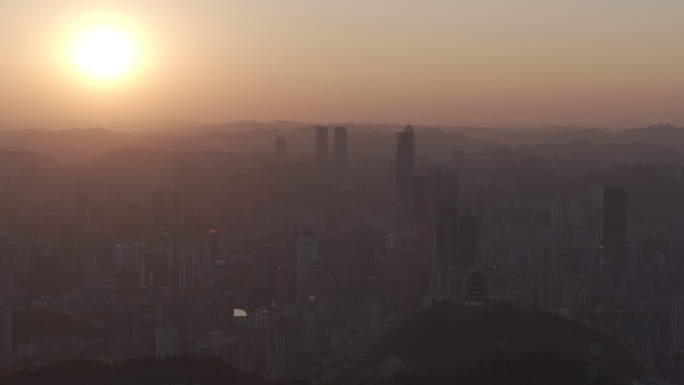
[71,25,137,80]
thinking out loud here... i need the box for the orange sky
[1,1,683,127]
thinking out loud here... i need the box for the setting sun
[71,25,137,80]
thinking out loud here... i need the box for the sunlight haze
[1,0,683,127]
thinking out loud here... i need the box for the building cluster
[0,124,683,381]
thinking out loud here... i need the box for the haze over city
[2,2,684,385]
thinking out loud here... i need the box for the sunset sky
[1,1,683,127]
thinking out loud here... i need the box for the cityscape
[0,122,682,384]
[2,1,684,384]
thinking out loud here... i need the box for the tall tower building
[602,185,627,272]
[167,189,185,233]
[457,206,479,268]
[396,124,415,222]
[334,126,348,178]
[267,328,286,378]
[425,168,443,229]
[117,307,139,359]
[155,325,179,358]
[0,306,11,362]
[435,199,458,268]
[672,295,684,356]
[275,137,287,157]
[296,230,318,294]
[315,126,328,170]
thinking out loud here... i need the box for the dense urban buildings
[0,121,682,384]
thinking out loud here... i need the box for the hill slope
[345,305,644,381]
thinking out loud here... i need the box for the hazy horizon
[2,1,683,127]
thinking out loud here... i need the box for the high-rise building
[146,189,185,233]
[424,168,442,229]
[413,175,426,224]
[435,199,458,268]
[267,328,286,378]
[155,325,179,358]
[117,307,139,359]
[315,126,328,169]
[457,206,479,268]
[202,298,233,332]
[296,230,318,294]
[194,333,243,369]
[208,229,218,261]
[0,306,11,362]
[167,189,185,233]
[276,266,290,302]
[619,321,658,367]
[275,137,287,157]
[277,313,298,375]
[177,253,194,293]
[255,307,269,329]
[672,295,684,356]
[334,126,347,178]
[396,125,415,221]
[602,185,627,275]
[361,298,383,336]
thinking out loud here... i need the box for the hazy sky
[1,1,683,127]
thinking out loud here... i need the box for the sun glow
[71,25,137,80]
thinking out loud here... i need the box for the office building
[435,199,458,268]
[457,206,479,268]
[276,266,290,302]
[672,295,684,356]
[267,328,286,378]
[194,332,243,370]
[117,307,139,359]
[0,306,11,362]
[602,185,627,286]
[254,307,269,329]
[155,325,179,358]
[396,124,415,222]
[296,230,318,294]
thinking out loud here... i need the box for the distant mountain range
[0,122,683,164]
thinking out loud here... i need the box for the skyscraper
[155,325,179,358]
[334,126,347,178]
[275,137,287,157]
[296,230,318,294]
[672,295,684,356]
[396,124,415,222]
[457,206,479,268]
[267,328,286,378]
[602,185,627,270]
[167,189,185,233]
[117,307,139,359]
[435,199,458,268]
[424,167,443,229]
[315,126,328,170]
[0,306,11,362]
